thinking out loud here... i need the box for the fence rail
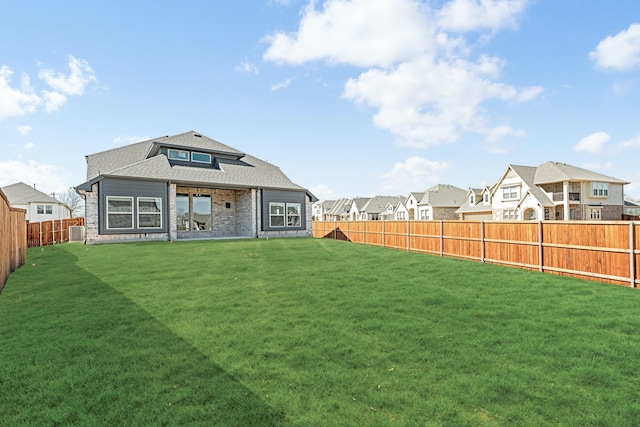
[27,217,85,248]
[313,220,640,288]
[1,189,26,292]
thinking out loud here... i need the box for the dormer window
[191,152,212,164]
[168,149,189,161]
[484,193,489,203]
[470,195,475,205]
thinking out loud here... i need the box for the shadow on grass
[0,245,285,426]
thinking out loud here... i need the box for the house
[313,200,336,221]
[456,187,494,220]
[325,198,352,221]
[355,196,405,220]
[415,184,467,220]
[624,198,640,218]
[348,197,371,220]
[477,161,628,221]
[1,182,71,222]
[75,131,317,244]
[402,192,425,220]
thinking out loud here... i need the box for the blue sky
[1,0,640,202]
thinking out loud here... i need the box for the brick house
[76,131,316,243]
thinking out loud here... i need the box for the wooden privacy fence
[1,189,26,292]
[312,220,640,288]
[27,217,85,248]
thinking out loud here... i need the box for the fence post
[538,221,544,273]
[630,221,635,288]
[439,220,444,257]
[480,221,485,263]
[334,219,337,240]
[406,219,410,252]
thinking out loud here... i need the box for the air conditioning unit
[69,226,85,242]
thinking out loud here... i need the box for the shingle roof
[534,161,629,185]
[1,182,62,205]
[418,184,467,207]
[509,165,553,206]
[361,196,404,214]
[81,131,311,195]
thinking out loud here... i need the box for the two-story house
[470,161,628,221]
[1,182,72,222]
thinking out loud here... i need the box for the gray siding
[99,178,168,234]
[261,189,307,231]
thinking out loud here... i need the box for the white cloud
[618,134,640,151]
[583,161,612,171]
[23,142,35,150]
[310,184,335,200]
[381,156,448,193]
[574,132,610,154]
[271,77,295,91]
[0,55,98,121]
[0,159,72,196]
[234,59,259,75]
[38,55,97,96]
[113,135,151,145]
[263,0,540,148]
[0,67,41,120]
[263,0,434,68]
[42,90,68,112]
[590,23,640,71]
[437,0,529,32]
[16,125,32,135]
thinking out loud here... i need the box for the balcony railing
[552,192,581,202]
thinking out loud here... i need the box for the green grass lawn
[2,238,640,426]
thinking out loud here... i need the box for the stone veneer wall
[432,207,460,220]
[175,187,255,239]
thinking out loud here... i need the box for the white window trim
[589,207,602,220]
[269,202,285,228]
[137,197,163,229]
[191,151,212,164]
[168,149,189,161]
[287,202,302,227]
[106,196,134,230]
[502,185,519,200]
[591,182,609,197]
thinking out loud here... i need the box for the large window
[287,203,301,226]
[107,197,134,229]
[589,207,602,220]
[502,185,519,200]
[176,193,189,231]
[592,182,608,197]
[503,209,517,220]
[138,197,162,228]
[270,203,285,227]
[192,194,211,230]
[37,205,44,214]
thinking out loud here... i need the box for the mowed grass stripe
[2,238,640,425]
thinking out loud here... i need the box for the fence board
[313,220,640,288]
[26,218,86,248]
[1,189,26,291]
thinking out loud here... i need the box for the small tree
[57,188,84,218]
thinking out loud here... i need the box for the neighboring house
[403,192,425,220]
[394,199,409,220]
[357,196,405,220]
[1,182,71,222]
[488,161,628,221]
[313,200,336,221]
[325,198,352,221]
[348,197,371,221]
[76,131,317,244]
[416,184,467,220]
[624,198,640,218]
[456,187,494,220]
